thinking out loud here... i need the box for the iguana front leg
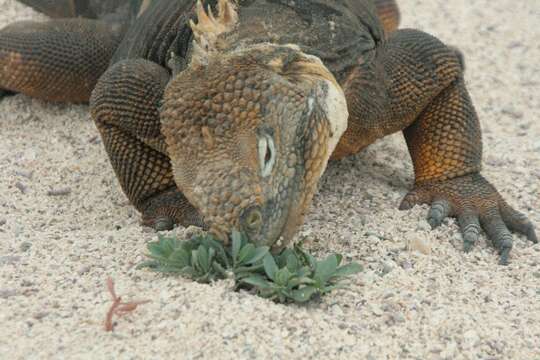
[340,29,537,264]
[0,19,121,103]
[399,72,537,264]
[17,0,79,18]
[90,59,204,230]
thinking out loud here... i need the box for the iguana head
[160,0,348,247]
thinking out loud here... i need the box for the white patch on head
[307,97,315,116]
[321,80,348,156]
[282,50,348,157]
[252,46,347,159]
[301,53,325,66]
[307,78,349,180]
[283,44,302,51]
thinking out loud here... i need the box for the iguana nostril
[240,206,263,233]
[248,211,262,228]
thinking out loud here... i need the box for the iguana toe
[152,217,175,232]
[140,188,206,231]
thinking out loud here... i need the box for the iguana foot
[399,173,537,265]
[141,188,206,231]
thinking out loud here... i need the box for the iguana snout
[161,44,348,247]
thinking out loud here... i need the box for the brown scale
[0,19,122,102]
[334,30,462,160]
[404,77,481,183]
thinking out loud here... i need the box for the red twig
[104,277,150,332]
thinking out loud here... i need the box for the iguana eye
[258,133,276,177]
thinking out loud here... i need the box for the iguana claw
[400,173,537,265]
[152,217,175,232]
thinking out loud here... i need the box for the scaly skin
[18,0,134,19]
[0,19,123,102]
[0,0,536,264]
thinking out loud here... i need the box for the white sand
[1,0,539,358]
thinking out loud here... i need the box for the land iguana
[0,0,536,264]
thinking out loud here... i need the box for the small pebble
[367,235,380,243]
[519,122,531,130]
[0,289,18,299]
[500,106,523,119]
[360,271,377,285]
[47,187,71,196]
[330,304,344,316]
[0,218,6,226]
[78,266,91,276]
[20,242,32,252]
[0,256,21,265]
[417,220,431,232]
[487,340,505,354]
[381,261,395,276]
[390,312,405,323]
[33,312,49,320]
[21,280,34,287]
[440,341,457,358]
[406,232,431,255]
[371,304,384,316]
[15,169,33,179]
[400,259,413,270]
[533,140,540,152]
[485,157,507,167]
[462,329,480,348]
[15,181,27,194]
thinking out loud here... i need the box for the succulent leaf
[139,231,362,303]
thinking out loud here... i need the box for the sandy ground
[1,0,539,359]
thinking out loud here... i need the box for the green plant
[138,230,362,303]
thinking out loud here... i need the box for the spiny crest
[190,0,239,67]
